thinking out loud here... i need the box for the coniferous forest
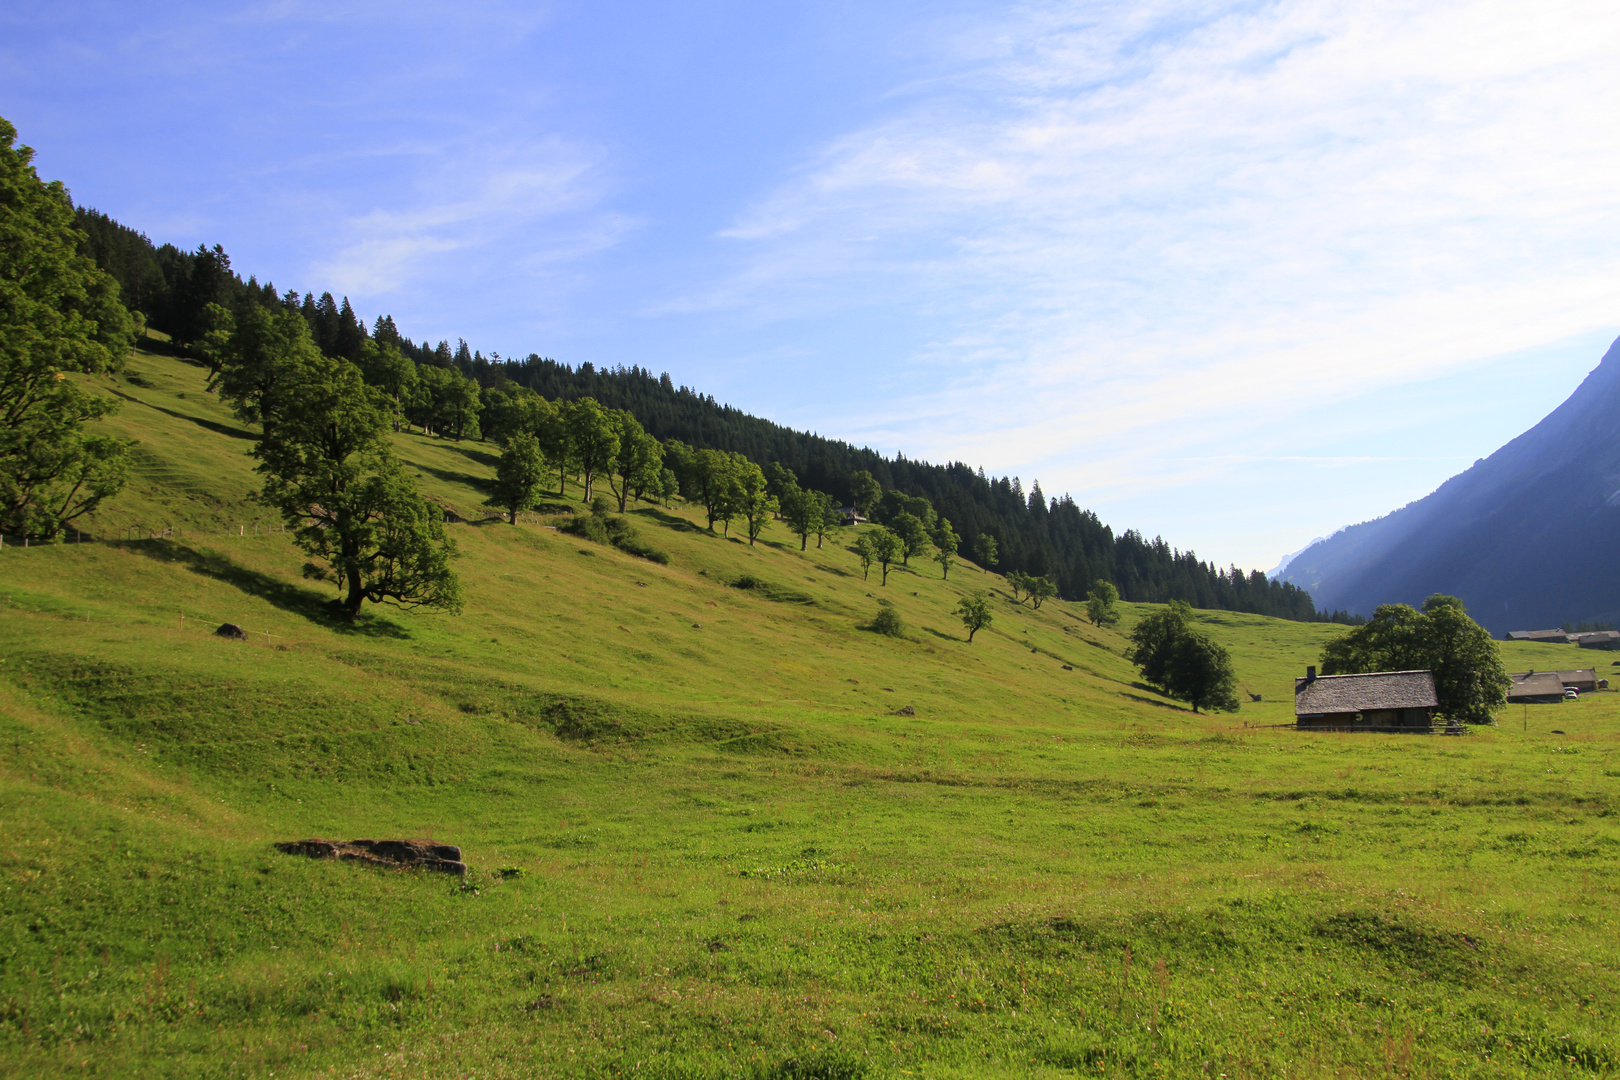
[73,205,1353,623]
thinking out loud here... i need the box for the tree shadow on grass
[412,462,493,494]
[124,540,411,639]
[632,507,706,535]
[920,625,960,642]
[435,441,501,470]
[1120,689,1189,712]
[110,390,257,441]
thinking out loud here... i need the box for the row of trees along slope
[65,127,1346,624]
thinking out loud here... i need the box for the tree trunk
[344,571,366,618]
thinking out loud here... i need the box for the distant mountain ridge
[1281,333,1620,635]
[1267,536,1328,581]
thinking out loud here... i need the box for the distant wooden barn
[1507,671,1566,704]
[1294,667,1438,731]
[1507,668,1599,696]
[1506,629,1573,644]
[1574,631,1620,650]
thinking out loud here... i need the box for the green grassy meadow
[1,349,1617,1078]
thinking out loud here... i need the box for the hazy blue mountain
[1281,334,1620,635]
[1267,536,1328,581]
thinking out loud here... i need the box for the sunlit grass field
[1,350,1615,1078]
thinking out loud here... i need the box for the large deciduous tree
[1086,579,1121,628]
[488,432,547,524]
[1027,575,1058,610]
[957,591,993,642]
[1320,594,1508,724]
[408,364,481,440]
[563,397,618,501]
[1007,571,1028,603]
[933,517,959,579]
[1166,632,1240,713]
[1,116,139,540]
[1128,600,1193,689]
[218,305,325,439]
[813,492,839,549]
[854,533,876,580]
[606,410,663,513]
[735,459,776,545]
[688,447,735,532]
[1126,601,1239,713]
[226,341,461,618]
[192,302,235,391]
[781,478,815,550]
[890,511,932,567]
[973,533,998,573]
[869,527,901,585]
[354,340,418,431]
[848,469,882,519]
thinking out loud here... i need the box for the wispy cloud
[675,0,1620,543]
[311,136,626,299]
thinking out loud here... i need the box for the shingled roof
[1507,672,1566,701]
[1294,670,1438,716]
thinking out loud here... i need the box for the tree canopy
[1,116,139,540]
[867,528,901,585]
[489,432,547,524]
[220,316,461,618]
[1319,594,1508,724]
[1086,579,1121,628]
[933,517,959,579]
[973,532,998,572]
[956,591,992,642]
[606,410,663,513]
[1127,601,1239,714]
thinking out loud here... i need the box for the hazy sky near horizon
[5,0,1619,571]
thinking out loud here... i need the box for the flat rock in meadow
[275,837,467,876]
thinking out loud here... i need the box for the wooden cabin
[1294,667,1438,731]
[1506,629,1573,644]
[1507,671,1566,704]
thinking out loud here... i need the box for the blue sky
[5,0,1619,571]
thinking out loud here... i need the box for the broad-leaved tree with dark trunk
[1320,594,1507,723]
[248,351,461,619]
[957,591,992,642]
[1126,600,1239,713]
[0,116,138,540]
[489,432,547,524]
[564,397,618,502]
[933,517,959,579]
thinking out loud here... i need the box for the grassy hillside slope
[1,349,1617,1079]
